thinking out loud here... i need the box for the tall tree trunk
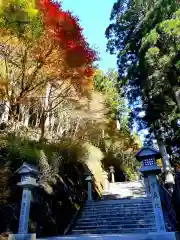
[116,120,120,130]
[35,111,40,128]
[3,70,14,124]
[24,113,29,127]
[157,137,175,192]
[40,110,47,140]
[1,101,10,123]
[57,124,63,136]
[153,121,175,191]
[173,87,180,109]
[22,106,30,127]
[40,82,51,140]
[50,114,55,133]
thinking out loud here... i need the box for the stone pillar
[86,175,92,200]
[102,171,109,190]
[148,174,166,232]
[143,176,150,196]
[18,188,32,234]
[109,166,115,183]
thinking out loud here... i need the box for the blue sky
[61,0,117,72]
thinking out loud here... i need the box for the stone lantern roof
[15,162,39,176]
[136,146,161,161]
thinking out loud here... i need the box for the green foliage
[100,129,139,178]
[93,69,128,120]
[106,0,180,162]
[92,68,139,177]
[6,136,39,167]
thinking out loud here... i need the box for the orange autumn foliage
[35,0,97,89]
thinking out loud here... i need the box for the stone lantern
[109,166,115,183]
[136,146,166,232]
[9,163,39,240]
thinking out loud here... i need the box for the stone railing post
[136,146,166,232]
[109,166,115,183]
[8,163,39,240]
[148,174,166,231]
[86,175,92,200]
[102,171,109,190]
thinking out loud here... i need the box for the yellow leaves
[0,0,37,17]
[79,76,93,93]
[0,30,20,47]
[0,0,10,13]
[25,8,38,18]
[0,0,42,41]
[23,0,38,18]
[156,158,162,168]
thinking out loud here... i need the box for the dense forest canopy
[106,0,180,165]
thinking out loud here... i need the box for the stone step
[37,232,177,240]
[84,206,154,210]
[83,206,153,211]
[84,203,153,208]
[82,211,154,216]
[101,196,147,200]
[84,205,153,210]
[80,212,155,218]
[84,206,153,212]
[85,202,152,208]
[76,218,156,225]
[102,189,146,193]
[74,223,156,230]
[71,228,156,234]
[112,181,143,185]
[77,216,156,223]
[85,198,152,206]
[84,203,153,207]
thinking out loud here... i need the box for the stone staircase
[39,181,177,239]
[71,181,156,235]
[72,197,156,235]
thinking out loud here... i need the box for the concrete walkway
[102,181,147,200]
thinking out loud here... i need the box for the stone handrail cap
[85,176,92,181]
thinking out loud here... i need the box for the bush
[0,134,103,237]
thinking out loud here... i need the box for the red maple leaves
[36,0,97,77]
